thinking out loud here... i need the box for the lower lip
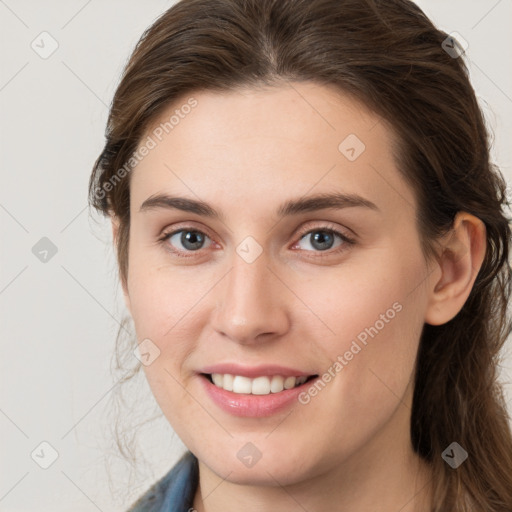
[200,375,315,417]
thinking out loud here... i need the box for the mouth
[200,372,319,395]
[197,363,321,416]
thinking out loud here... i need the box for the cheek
[294,248,421,341]
[126,250,207,339]
[125,263,205,408]
[289,260,425,460]
[295,246,426,394]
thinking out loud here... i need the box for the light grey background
[1,1,511,511]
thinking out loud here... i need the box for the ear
[111,216,131,314]
[424,212,486,326]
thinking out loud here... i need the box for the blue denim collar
[127,451,198,512]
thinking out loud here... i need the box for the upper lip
[198,363,316,378]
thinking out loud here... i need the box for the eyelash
[157,223,356,259]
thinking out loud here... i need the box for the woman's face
[120,83,435,485]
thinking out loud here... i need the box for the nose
[210,254,291,345]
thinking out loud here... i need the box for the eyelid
[158,221,215,242]
[293,221,355,243]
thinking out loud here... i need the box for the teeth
[270,375,284,393]
[252,376,271,395]
[211,373,223,387]
[223,374,233,391]
[233,375,252,394]
[209,373,310,395]
[284,376,296,389]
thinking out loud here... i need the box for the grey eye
[298,230,343,252]
[168,230,211,251]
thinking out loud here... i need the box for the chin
[194,436,326,487]
[204,456,313,487]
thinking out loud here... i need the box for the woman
[89,0,512,510]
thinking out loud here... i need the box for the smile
[199,370,320,417]
[204,373,317,395]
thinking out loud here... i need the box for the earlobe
[424,212,486,326]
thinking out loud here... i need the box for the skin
[112,82,486,512]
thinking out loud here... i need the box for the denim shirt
[127,451,199,512]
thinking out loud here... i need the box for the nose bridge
[212,250,289,344]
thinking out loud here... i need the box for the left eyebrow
[277,192,380,216]
[138,191,380,219]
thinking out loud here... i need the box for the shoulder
[126,451,199,512]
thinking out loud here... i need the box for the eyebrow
[139,191,380,219]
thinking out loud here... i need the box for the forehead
[129,83,413,216]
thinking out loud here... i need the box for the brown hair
[89,0,512,509]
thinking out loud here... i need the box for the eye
[292,224,355,256]
[157,223,355,259]
[158,228,213,257]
